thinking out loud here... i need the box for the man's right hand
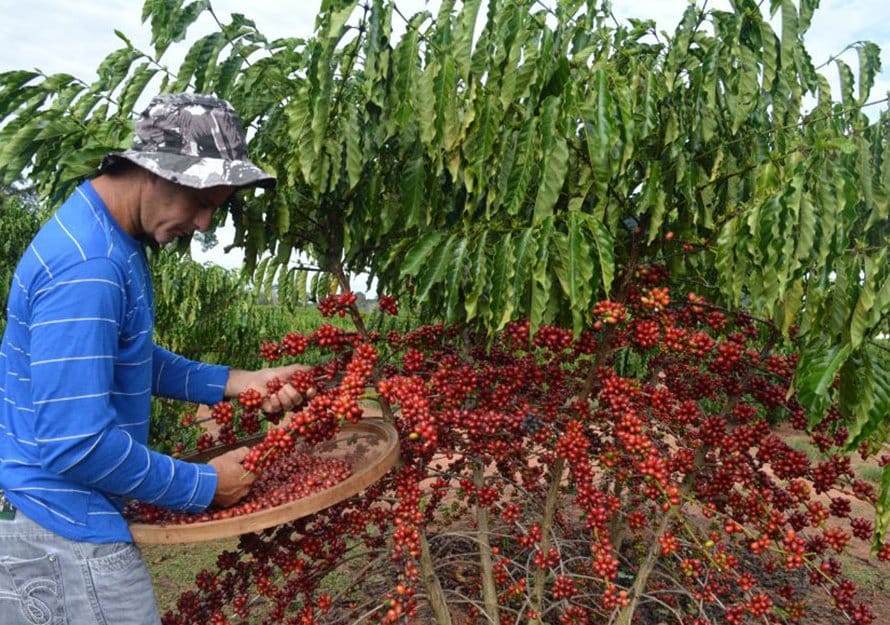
[208,447,256,508]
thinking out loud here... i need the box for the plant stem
[528,456,566,624]
[474,462,500,624]
[419,530,454,625]
[613,447,704,625]
[612,503,677,625]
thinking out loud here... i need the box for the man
[0,93,305,624]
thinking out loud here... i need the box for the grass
[859,464,886,485]
[783,435,885,486]
[143,532,388,616]
[143,538,238,612]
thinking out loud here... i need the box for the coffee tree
[0,188,46,335]
[2,0,890,623]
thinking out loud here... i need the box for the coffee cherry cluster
[259,340,282,362]
[237,388,263,410]
[210,401,233,426]
[281,331,309,356]
[592,300,627,329]
[318,292,357,317]
[638,286,670,311]
[242,427,293,474]
[378,294,399,316]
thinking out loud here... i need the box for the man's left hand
[224,364,315,414]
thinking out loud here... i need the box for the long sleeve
[28,259,217,513]
[152,345,229,405]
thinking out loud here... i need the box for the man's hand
[224,363,315,414]
[208,447,255,508]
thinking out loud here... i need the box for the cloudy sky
[2,0,889,269]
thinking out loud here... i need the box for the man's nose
[195,207,214,232]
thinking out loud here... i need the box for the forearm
[152,344,229,404]
[223,368,254,398]
[38,422,217,512]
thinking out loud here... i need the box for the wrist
[224,369,248,398]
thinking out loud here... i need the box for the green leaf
[262,259,278,303]
[842,346,890,451]
[174,32,225,93]
[856,41,881,105]
[325,1,358,39]
[835,59,855,109]
[435,56,459,151]
[642,163,667,244]
[213,45,247,95]
[465,231,489,322]
[93,48,142,93]
[533,96,568,222]
[416,61,439,148]
[850,253,882,349]
[416,234,457,305]
[760,21,779,92]
[876,465,890,553]
[311,61,333,157]
[581,69,617,201]
[145,0,211,58]
[780,0,799,75]
[530,217,554,335]
[453,0,483,82]
[504,118,538,217]
[392,18,422,130]
[795,338,853,426]
[583,214,615,296]
[343,106,363,191]
[566,211,594,335]
[401,154,427,229]
[400,231,446,278]
[0,71,40,112]
[511,227,538,328]
[119,63,158,114]
[490,233,517,332]
[296,270,309,305]
[0,122,43,185]
[462,91,498,196]
[444,236,469,322]
[254,256,271,302]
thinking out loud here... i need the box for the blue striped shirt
[0,181,229,542]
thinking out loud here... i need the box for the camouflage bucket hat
[100,93,276,190]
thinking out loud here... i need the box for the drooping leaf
[582,214,615,296]
[795,337,853,425]
[529,217,554,336]
[465,231,489,322]
[490,233,517,332]
[533,96,568,222]
[400,231,446,279]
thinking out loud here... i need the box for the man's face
[141,176,235,245]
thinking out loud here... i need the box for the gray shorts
[0,506,161,625]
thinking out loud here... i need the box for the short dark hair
[99,156,140,177]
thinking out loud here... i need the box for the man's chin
[165,233,194,252]
[154,232,193,245]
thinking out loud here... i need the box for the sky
[1,0,889,270]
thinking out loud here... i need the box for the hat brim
[101,150,276,190]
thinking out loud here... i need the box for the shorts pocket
[0,552,65,625]
[86,543,159,625]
